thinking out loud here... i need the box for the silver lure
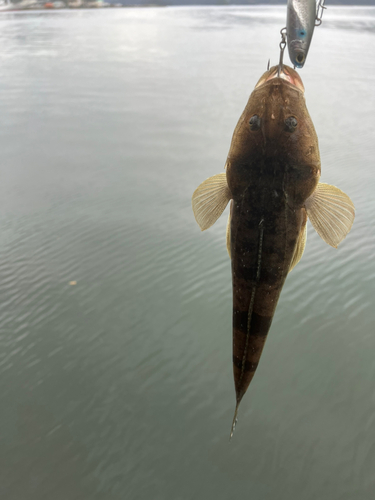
[286,0,317,68]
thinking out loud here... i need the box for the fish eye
[285,116,298,132]
[249,115,261,131]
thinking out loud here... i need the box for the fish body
[192,65,354,435]
[227,68,318,407]
[287,0,317,68]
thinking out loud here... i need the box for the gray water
[0,5,374,499]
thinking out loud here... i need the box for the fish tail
[229,399,241,440]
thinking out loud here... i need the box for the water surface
[0,6,375,499]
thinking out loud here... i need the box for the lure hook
[315,0,327,27]
[278,27,287,77]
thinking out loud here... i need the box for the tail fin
[229,401,241,440]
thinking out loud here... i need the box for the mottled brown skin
[226,66,320,407]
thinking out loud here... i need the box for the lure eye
[249,115,261,131]
[296,53,305,64]
[285,116,298,132]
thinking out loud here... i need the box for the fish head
[226,65,320,205]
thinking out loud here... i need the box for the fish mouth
[254,65,305,93]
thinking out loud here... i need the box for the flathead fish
[287,0,317,68]
[192,65,355,437]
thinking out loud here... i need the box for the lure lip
[254,65,305,93]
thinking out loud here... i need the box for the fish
[191,64,355,437]
[287,0,317,68]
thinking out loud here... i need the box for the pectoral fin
[305,183,355,248]
[192,173,232,231]
[289,208,307,272]
[226,202,233,258]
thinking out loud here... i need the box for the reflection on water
[0,6,375,500]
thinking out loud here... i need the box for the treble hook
[315,0,327,27]
[278,27,287,77]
